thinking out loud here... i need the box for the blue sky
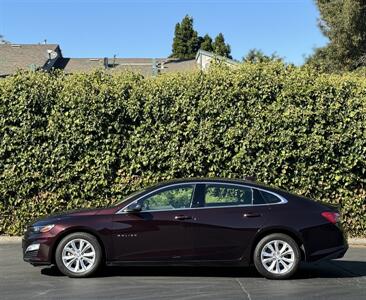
[0,0,328,64]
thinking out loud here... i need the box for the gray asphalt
[0,243,365,300]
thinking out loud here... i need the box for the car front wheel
[253,233,301,279]
[55,232,103,278]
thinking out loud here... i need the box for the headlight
[31,224,55,233]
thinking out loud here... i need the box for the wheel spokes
[261,240,295,275]
[62,239,96,273]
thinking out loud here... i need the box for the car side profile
[23,178,348,279]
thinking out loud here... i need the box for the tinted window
[260,190,281,203]
[253,189,266,205]
[139,185,194,211]
[204,184,252,207]
[253,189,282,204]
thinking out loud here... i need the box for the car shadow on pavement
[41,260,366,279]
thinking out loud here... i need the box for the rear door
[187,183,270,261]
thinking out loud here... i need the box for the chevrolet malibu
[23,178,348,279]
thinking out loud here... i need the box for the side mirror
[124,204,142,213]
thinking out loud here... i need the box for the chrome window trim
[116,181,288,214]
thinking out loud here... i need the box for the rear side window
[253,189,282,205]
[204,184,252,207]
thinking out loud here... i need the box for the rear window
[204,184,252,207]
[253,189,282,205]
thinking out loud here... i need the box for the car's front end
[22,207,112,266]
[22,219,65,266]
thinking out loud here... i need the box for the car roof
[153,177,282,193]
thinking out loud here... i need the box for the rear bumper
[307,244,348,262]
[302,223,348,262]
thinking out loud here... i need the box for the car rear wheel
[55,232,102,278]
[253,233,301,279]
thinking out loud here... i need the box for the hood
[30,207,112,226]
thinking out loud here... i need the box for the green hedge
[0,63,365,236]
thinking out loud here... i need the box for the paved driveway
[0,243,365,300]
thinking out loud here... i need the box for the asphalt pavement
[0,243,365,300]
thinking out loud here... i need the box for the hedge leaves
[0,63,365,236]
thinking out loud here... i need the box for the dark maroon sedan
[23,178,348,279]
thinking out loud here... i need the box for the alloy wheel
[61,238,96,273]
[260,239,295,274]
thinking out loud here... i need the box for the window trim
[116,182,288,214]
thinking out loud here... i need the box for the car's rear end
[281,192,348,262]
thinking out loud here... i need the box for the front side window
[204,184,252,207]
[138,185,195,211]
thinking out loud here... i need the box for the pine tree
[212,33,232,58]
[171,15,200,59]
[200,34,213,52]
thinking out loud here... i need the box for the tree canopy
[307,0,366,72]
[243,49,283,63]
[171,16,232,59]
[212,33,232,59]
[171,15,200,59]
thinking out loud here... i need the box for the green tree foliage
[200,34,213,52]
[171,15,200,59]
[212,33,232,58]
[171,16,232,59]
[1,66,365,236]
[308,0,366,72]
[243,49,283,63]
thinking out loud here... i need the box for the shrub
[0,64,365,236]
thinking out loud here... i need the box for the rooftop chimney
[103,57,109,69]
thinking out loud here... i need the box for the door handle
[174,215,192,221]
[243,212,261,218]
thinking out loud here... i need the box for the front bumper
[22,231,54,266]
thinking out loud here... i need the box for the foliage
[212,33,232,59]
[243,49,283,63]
[171,15,200,59]
[307,0,366,72]
[171,16,232,59]
[0,64,365,237]
[200,34,213,52]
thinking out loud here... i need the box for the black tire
[253,233,301,280]
[55,232,103,278]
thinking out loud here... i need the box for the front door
[111,184,196,261]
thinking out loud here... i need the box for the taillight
[321,211,340,224]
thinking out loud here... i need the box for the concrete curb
[1,235,366,246]
[348,238,366,247]
[0,236,22,244]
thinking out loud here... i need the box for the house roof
[55,57,197,77]
[160,59,197,74]
[0,43,198,77]
[0,44,60,76]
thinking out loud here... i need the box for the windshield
[114,185,155,206]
